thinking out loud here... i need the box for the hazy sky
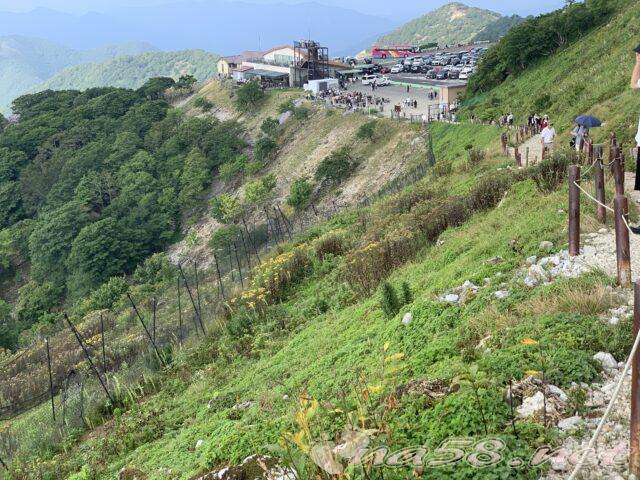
[0,0,566,17]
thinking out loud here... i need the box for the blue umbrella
[574,115,602,127]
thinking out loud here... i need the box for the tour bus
[371,45,418,59]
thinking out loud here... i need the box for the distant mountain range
[0,35,159,113]
[0,2,395,56]
[36,49,219,93]
[375,2,501,47]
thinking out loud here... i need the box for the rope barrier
[579,161,597,178]
[621,213,636,235]
[573,181,614,212]
[568,325,640,479]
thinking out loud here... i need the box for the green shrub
[244,160,263,176]
[529,150,572,193]
[193,97,213,112]
[314,147,357,186]
[400,281,413,305]
[254,137,278,163]
[235,81,265,111]
[243,175,277,205]
[278,99,295,114]
[219,154,248,180]
[314,230,348,261]
[356,120,377,140]
[380,281,401,318]
[133,253,175,286]
[432,161,452,178]
[286,177,313,209]
[292,105,310,120]
[210,194,242,224]
[260,117,280,137]
[209,224,242,251]
[87,276,129,311]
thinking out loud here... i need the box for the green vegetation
[471,14,526,43]
[468,0,620,94]
[461,0,636,145]
[235,81,265,111]
[286,177,313,209]
[36,49,218,95]
[0,81,244,346]
[376,2,500,48]
[0,36,158,114]
[314,147,358,186]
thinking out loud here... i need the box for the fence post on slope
[613,147,625,196]
[227,244,236,283]
[614,194,631,287]
[45,337,56,422]
[526,147,530,167]
[126,295,167,367]
[152,297,157,344]
[568,164,581,257]
[595,156,606,224]
[177,276,183,344]
[631,281,640,475]
[64,314,115,403]
[239,229,252,270]
[193,261,204,330]
[233,242,244,288]
[100,312,106,373]
[213,253,225,300]
[514,146,520,167]
[178,265,205,335]
[241,217,261,265]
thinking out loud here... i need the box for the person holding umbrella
[572,115,602,152]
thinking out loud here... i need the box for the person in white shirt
[541,122,557,156]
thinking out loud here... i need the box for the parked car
[436,70,448,80]
[390,64,403,74]
[425,69,437,79]
[380,67,391,74]
[459,72,469,80]
[411,64,420,72]
[448,70,460,79]
[362,74,390,86]
[419,65,430,73]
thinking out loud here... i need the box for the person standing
[541,121,557,158]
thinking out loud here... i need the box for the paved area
[343,82,445,119]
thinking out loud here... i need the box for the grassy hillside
[461,0,637,145]
[0,36,158,114]
[5,116,629,479]
[375,2,500,47]
[36,50,219,94]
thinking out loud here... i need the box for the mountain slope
[36,49,219,92]
[375,2,501,47]
[461,0,636,145]
[471,14,526,43]
[0,35,158,113]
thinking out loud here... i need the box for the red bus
[371,45,418,59]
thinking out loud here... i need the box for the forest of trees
[468,0,620,94]
[0,78,244,348]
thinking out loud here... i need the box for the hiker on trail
[540,115,549,130]
[541,121,557,156]
[572,124,589,152]
[507,113,514,127]
[406,85,410,93]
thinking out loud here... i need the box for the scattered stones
[232,400,256,411]
[557,415,583,431]
[196,439,204,449]
[526,255,537,265]
[593,352,618,373]
[190,455,297,480]
[395,378,456,401]
[493,290,510,300]
[488,256,504,264]
[402,312,412,326]
[539,241,554,252]
[440,293,459,304]
[547,384,568,402]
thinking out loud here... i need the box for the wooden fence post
[100,312,106,373]
[177,276,183,343]
[595,158,606,224]
[568,164,581,257]
[631,280,640,475]
[614,194,631,287]
[45,338,56,422]
[213,253,225,300]
[613,148,625,196]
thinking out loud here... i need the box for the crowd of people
[315,88,390,111]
